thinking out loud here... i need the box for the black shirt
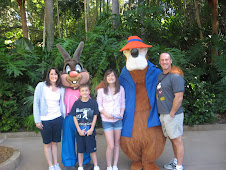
[69,99,99,127]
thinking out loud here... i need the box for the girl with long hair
[96,69,125,170]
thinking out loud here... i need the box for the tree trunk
[112,0,119,29]
[17,0,28,38]
[138,0,145,39]
[100,0,102,15]
[129,0,132,10]
[96,0,99,19]
[194,0,203,39]
[65,15,67,37]
[208,0,219,61]
[121,0,125,15]
[103,0,105,13]
[42,7,46,75]
[56,0,61,38]
[43,7,46,49]
[87,0,90,24]
[84,0,88,33]
[107,0,109,13]
[45,0,54,51]
[210,0,218,35]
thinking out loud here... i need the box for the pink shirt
[97,86,125,122]
[64,88,80,116]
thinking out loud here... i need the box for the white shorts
[159,113,184,139]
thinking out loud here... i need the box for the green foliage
[1,1,226,131]
[20,85,35,117]
[22,115,39,133]
[0,38,42,132]
[22,85,35,109]
[0,99,21,132]
[121,5,163,40]
[84,33,126,94]
[183,80,215,126]
[149,36,225,126]
[212,35,226,114]
[161,14,185,48]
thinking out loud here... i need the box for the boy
[69,84,100,170]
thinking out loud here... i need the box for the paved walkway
[0,126,226,170]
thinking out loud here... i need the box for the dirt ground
[0,146,14,164]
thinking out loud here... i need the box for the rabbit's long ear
[56,44,71,63]
[73,41,84,62]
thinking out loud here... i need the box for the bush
[183,79,215,126]
[0,12,225,131]
[22,115,39,133]
[0,99,21,132]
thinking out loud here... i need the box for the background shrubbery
[0,2,225,132]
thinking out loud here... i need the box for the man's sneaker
[112,166,118,170]
[54,163,61,170]
[173,165,184,170]
[164,158,177,169]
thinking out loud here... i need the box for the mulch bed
[0,146,14,164]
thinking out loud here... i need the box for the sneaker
[54,163,61,170]
[94,166,100,170]
[107,167,113,170]
[49,166,55,170]
[112,166,118,170]
[78,167,84,170]
[164,158,177,169]
[173,165,184,170]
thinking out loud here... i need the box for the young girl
[96,69,125,170]
[33,67,65,170]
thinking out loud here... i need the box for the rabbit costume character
[56,42,92,169]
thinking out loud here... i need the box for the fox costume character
[119,36,166,170]
[56,42,92,169]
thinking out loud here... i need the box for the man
[156,52,185,170]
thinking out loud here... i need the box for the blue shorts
[76,132,97,153]
[40,116,63,144]
[102,120,123,132]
